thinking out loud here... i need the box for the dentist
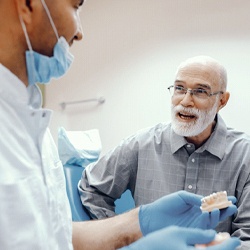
[0,0,240,249]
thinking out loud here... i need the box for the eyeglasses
[167,85,224,99]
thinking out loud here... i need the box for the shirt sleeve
[231,171,250,250]
[78,135,139,219]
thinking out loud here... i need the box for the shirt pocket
[0,177,51,250]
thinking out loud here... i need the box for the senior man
[80,55,250,249]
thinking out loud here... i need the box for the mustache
[172,105,201,116]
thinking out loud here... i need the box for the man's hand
[120,226,240,250]
[139,191,237,235]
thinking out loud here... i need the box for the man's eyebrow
[196,83,211,90]
[174,81,211,90]
[174,80,185,84]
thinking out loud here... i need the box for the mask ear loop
[40,0,59,40]
[19,15,33,52]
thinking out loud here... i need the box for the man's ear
[26,1,33,11]
[218,91,230,111]
[14,0,33,24]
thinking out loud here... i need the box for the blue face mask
[25,37,74,85]
[20,0,74,86]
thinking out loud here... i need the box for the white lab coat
[0,64,73,250]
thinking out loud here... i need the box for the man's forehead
[176,65,220,86]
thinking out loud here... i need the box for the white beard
[171,100,218,137]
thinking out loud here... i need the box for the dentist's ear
[26,0,33,11]
[14,0,34,24]
[218,91,230,111]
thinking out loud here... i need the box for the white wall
[45,0,250,154]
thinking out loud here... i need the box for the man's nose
[75,13,83,41]
[179,91,195,107]
[74,29,83,41]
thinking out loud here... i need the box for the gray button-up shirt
[79,114,250,249]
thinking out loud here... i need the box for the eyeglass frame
[167,85,224,99]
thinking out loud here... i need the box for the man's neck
[0,4,29,87]
[0,41,28,87]
[185,120,216,149]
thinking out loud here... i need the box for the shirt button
[188,185,193,190]
[187,144,191,148]
[192,158,195,163]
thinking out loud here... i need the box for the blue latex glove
[139,191,237,236]
[120,226,240,250]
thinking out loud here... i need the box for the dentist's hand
[139,191,237,235]
[120,226,240,250]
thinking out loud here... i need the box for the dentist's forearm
[72,207,142,250]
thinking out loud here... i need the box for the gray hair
[176,55,227,91]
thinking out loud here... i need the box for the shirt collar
[170,128,187,153]
[197,114,227,160]
[170,114,227,160]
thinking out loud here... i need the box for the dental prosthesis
[195,232,230,248]
[200,191,232,212]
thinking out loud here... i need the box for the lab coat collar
[27,84,43,109]
[0,64,28,106]
[0,64,43,109]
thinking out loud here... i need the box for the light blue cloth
[58,127,102,167]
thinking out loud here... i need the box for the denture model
[200,191,232,212]
[195,232,230,248]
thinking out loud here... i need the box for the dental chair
[63,164,135,221]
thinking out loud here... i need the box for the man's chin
[172,124,200,137]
